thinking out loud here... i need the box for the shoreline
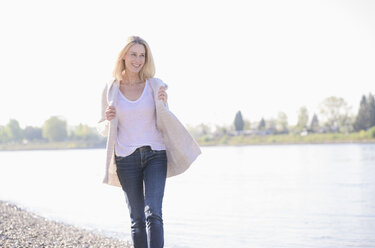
[197,132,375,146]
[1,138,375,151]
[0,200,132,248]
[199,139,375,147]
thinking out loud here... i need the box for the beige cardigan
[97,78,202,187]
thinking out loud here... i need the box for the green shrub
[359,130,368,138]
[368,126,375,138]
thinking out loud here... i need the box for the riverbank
[1,132,375,150]
[197,132,375,146]
[0,201,132,248]
[0,141,105,151]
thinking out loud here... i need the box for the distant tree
[276,112,288,133]
[243,119,251,130]
[354,93,375,131]
[70,124,98,141]
[266,118,277,132]
[319,96,352,132]
[42,116,67,142]
[368,93,375,128]
[234,111,244,131]
[354,95,371,131]
[309,113,320,133]
[296,106,309,132]
[24,126,43,141]
[340,114,355,133]
[0,126,9,143]
[187,123,212,139]
[213,124,229,137]
[198,123,212,135]
[4,119,23,143]
[258,118,266,130]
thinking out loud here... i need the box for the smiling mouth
[132,63,142,68]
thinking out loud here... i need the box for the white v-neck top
[115,80,165,157]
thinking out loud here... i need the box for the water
[1,144,375,247]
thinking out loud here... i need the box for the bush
[368,126,375,138]
[359,130,368,138]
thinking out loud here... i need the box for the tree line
[236,94,375,134]
[0,116,104,145]
[190,93,375,139]
[2,93,375,145]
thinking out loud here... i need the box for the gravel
[0,201,133,248]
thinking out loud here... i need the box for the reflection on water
[1,144,375,248]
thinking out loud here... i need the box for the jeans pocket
[151,149,166,154]
[115,155,126,162]
[151,150,167,163]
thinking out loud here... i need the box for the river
[0,144,374,247]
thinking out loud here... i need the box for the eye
[140,54,145,57]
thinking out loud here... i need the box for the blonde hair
[112,36,155,82]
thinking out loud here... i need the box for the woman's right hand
[105,106,116,121]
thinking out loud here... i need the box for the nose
[136,56,143,63]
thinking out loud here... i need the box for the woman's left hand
[158,86,168,104]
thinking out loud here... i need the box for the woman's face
[123,43,146,74]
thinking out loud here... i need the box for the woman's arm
[97,83,110,137]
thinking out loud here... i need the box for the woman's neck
[122,72,142,85]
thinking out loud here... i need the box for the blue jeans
[115,146,167,248]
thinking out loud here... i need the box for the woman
[97,36,201,248]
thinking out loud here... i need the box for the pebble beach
[0,201,132,248]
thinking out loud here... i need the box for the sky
[0,0,374,129]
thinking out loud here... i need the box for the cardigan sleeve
[96,82,110,137]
